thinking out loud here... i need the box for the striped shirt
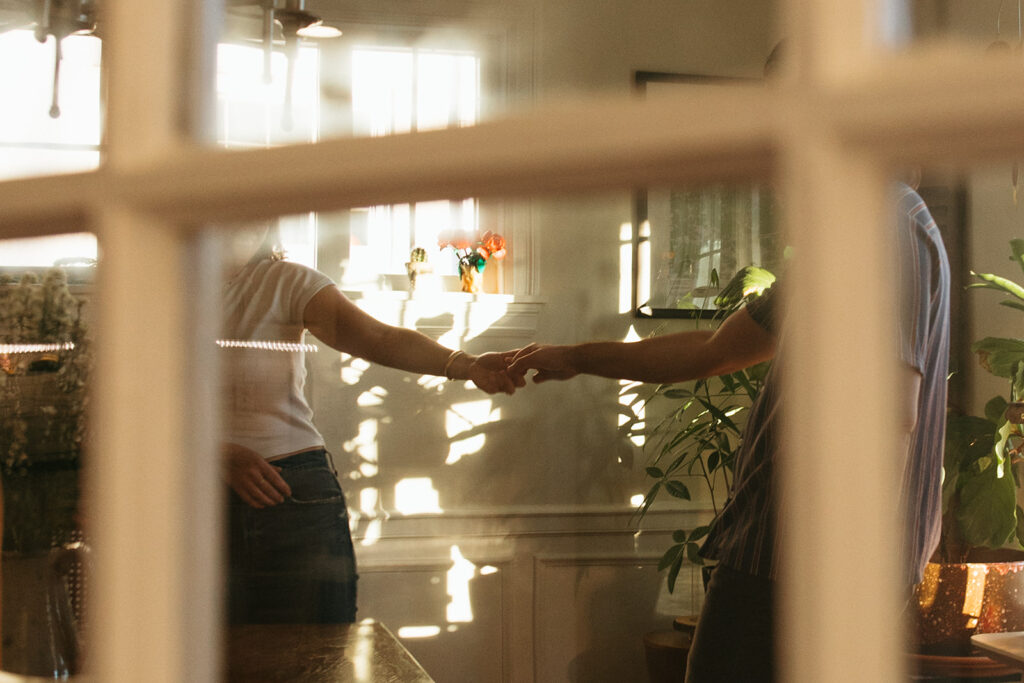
[699,184,950,587]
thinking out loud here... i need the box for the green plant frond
[672,529,688,543]
[658,543,684,572]
[973,337,1024,379]
[969,271,1024,301]
[696,398,741,433]
[665,480,691,500]
[666,551,685,592]
[646,466,665,479]
[663,388,693,400]
[685,542,704,565]
[957,455,1019,548]
[633,482,661,522]
[1000,300,1024,314]
[707,451,720,473]
[1011,239,1024,273]
[663,450,693,475]
[688,525,711,542]
[1016,505,1024,549]
[996,420,1016,465]
[986,396,1010,424]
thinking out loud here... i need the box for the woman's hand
[467,351,523,395]
[223,443,292,509]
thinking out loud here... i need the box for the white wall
[302,1,777,681]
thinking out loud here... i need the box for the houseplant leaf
[665,480,692,500]
[972,338,1024,378]
[956,451,1019,549]
[968,272,1024,302]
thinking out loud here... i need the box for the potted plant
[911,238,1024,658]
[634,265,776,593]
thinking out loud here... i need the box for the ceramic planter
[911,559,1024,655]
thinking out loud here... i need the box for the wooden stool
[643,629,691,683]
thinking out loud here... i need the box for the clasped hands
[465,343,576,396]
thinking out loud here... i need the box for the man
[508,183,949,681]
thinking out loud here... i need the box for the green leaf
[1011,239,1024,276]
[646,466,665,479]
[972,337,1024,378]
[1016,505,1024,549]
[970,268,1024,296]
[707,451,720,472]
[986,396,1010,424]
[658,543,684,572]
[685,542,704,565]
[945,414,996,473]
[672,529,688,543]
[688,525,711,542]
[1000,301,1024,314]
[665,480,692,500]
[663,388,692,400]
[666,551,685,593]
[713,266,776,309]
[956,451,1019,548]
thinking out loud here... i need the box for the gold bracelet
[443,350,465,379]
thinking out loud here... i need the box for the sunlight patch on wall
[619,325,646,447]
[397,625,442,639]
[395,477,442,514]
[356,385,388,407]
[357,484,382,546]
[620,222,635,314]
[447,545,476,623]
[444,399,498,465]
[340,354,372,385]
[343,419,379,478]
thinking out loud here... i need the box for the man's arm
[303,285,521,394]
[509,307,776,385]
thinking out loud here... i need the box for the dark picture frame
[631,71,783,319]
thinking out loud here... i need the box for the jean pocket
[284,466,347,505]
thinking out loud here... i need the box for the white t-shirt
[221,259,334,459]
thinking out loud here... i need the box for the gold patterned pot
[912,559,1024,655]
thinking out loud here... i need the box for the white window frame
[0,0,1019,681]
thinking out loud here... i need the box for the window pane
[0,241,96,677]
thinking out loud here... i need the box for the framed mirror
[632,72,783,318]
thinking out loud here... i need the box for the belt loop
[324,449,339,477]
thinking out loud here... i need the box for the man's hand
[467,351,524,395]
[508,344,579,384]
[223,443,292,509]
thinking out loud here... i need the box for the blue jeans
[227,449,358,624]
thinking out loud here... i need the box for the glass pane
[0,28,102,182]
[0,239,96,677]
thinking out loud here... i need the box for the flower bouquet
[437,230,507,293]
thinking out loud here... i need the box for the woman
[221,225,517,623]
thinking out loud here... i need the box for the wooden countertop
[227,621,434,683]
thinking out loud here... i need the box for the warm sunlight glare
[344,419,379,477]
[397,626,442,639]
[359,488,379,514]
[618,222,634,314]
[962,564,988,627]
[340,355,371,385]
[630,494,645,507]
[619,326,646,446]
[445,399,497,465]
[356,385,388,407]
[395,477,442,514]
[447,545,476,623]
